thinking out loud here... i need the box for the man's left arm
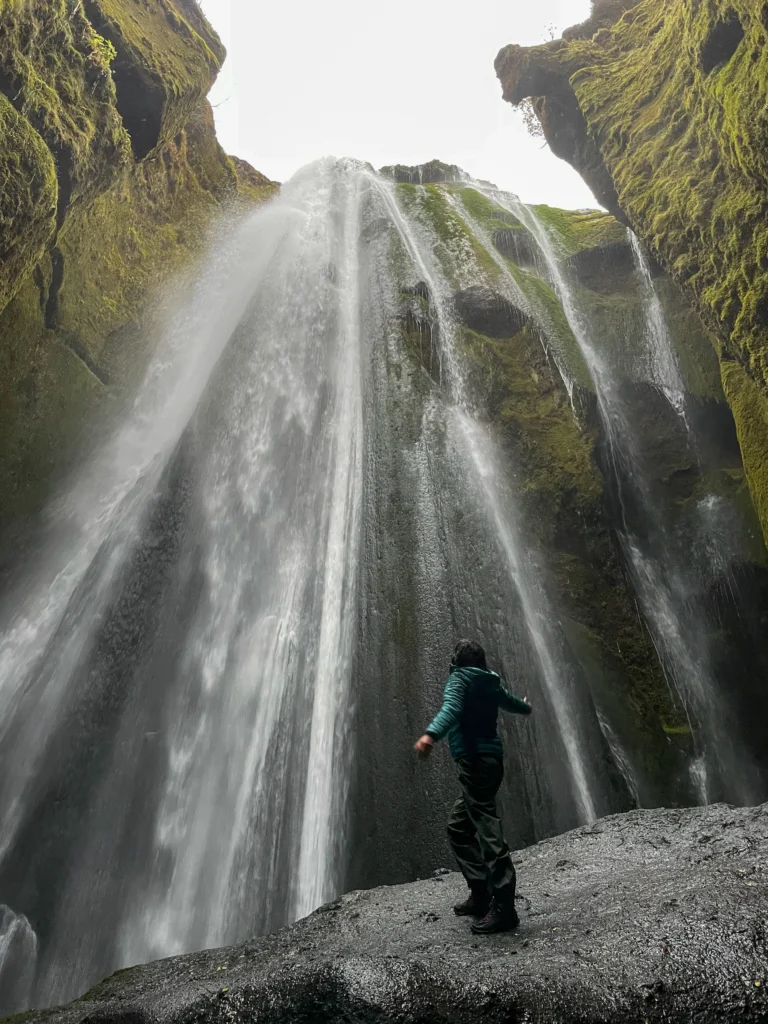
[499,687,532,715]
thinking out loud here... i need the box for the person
[414,639,532,934]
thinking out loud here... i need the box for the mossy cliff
[379,169,762,805]
[0,0,276,529]
[495,0,768,544]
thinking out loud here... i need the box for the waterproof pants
[446,754,516,895]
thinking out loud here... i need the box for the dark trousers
[447,754,516,895]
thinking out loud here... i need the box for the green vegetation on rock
[495,0,768,542]
[721,357,768,546]
[396,183,500,285]
[0,0,131,228]
[0,0,277,531]
[0,94,58,311]
[531,205,626,258]
[456,187,524,234]
[83,0,225,157]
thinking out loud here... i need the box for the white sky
[199,0,596,209]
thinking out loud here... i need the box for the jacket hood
[452,666,500,687]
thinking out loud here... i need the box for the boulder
[26,802,768,1024]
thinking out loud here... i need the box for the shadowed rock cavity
[492,227,539,267]
[454,286,529,338]
[566,241,635,292]
[700,11,745,75]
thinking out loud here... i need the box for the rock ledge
[23,802,768,1024]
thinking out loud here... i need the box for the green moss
[0,275,108,524]
[721,357,768,548]
[457,323,601,521]
[85,0,226,152]
[0,107,273,530]
[0,0,274,533]
[395,182,500,286]
[456,187,524,234]
[531,205,627,258]
[0,94,58,311]
[506,263,593,391]
[563,0,768,383]
[662,723,692,736]
[653,277,724,402]
[0,0,131,228]
[501,1,768,538]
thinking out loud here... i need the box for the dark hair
[451,639,487,671]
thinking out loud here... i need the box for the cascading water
[478,185,763,805]
[628,232,688,418]
[371,179,603,824]
[0,161,366,1009]
[0,160,633,1014]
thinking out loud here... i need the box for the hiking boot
[471,892,519,934]
[453,884,490,917]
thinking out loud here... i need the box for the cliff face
[349,167,768,898]
[0,0,276,529]
[495,0,768,544]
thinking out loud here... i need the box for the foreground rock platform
[23,803,768,1024]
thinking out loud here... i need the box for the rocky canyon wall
[0,0,276,533]
[496,0,768,544]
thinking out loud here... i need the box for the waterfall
[0,160,631,1013]
[628,233,687,418]
[0,160,366,1008]
[480,188,762,806]
[372,177,602,824]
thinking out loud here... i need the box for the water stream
[480,186,762,806]
[0,161,623,1012]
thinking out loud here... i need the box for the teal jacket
[425,666,532,761]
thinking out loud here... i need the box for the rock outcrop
[495,0,768,544]
[380,159,471,185]
[357,172,768,857]
[20,801,768,1024]
[0,0,276,533]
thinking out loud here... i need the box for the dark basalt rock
[26,802,768,1024]
[566,240,635,292]
[379,160,469,185]
[454,286,529,338]
[492,227,539,268]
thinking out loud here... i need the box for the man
[414,639,532,934]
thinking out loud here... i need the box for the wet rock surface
[454,286,530,338]
[27,802,768,1024]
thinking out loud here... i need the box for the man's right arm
[424,674,465,741]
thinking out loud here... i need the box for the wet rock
[566,240,635,292]
[492,227,539,267]
[379,159,469,185]
[28,802,768,1024]
[454,286,529,338]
